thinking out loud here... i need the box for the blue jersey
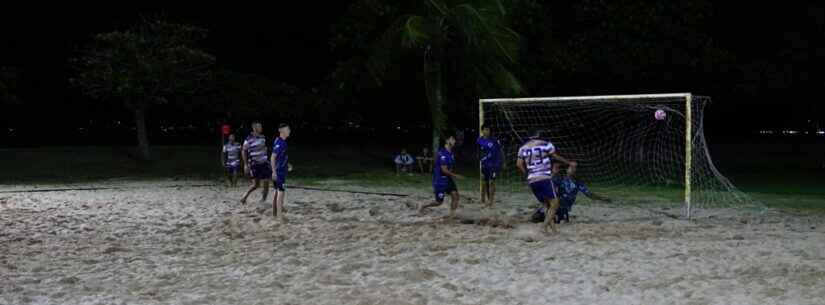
[552,175,592,207]
[433,147,455,188]
[272,137,288,173]
[478,136,502,169]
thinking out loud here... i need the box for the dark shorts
[273,171,287,192]
[249,163,272,180]
[225,164,240,174]
[433,178,458,203]
[482,166,501,181]
[529,179,557,203]
[560,198,575,210]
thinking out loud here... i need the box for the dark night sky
[1,2,824,146]
[2,3,348,94]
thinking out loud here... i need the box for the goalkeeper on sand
[516,130,575,233]
[531,162,612,224]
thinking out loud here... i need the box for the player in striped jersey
[222,134,242,187]
[240,122,271,204]
[516,130,575,233]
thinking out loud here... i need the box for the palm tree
[365,0,523,150]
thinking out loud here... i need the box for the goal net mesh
[481,95,762,218]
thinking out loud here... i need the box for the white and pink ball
[654,109,666,121]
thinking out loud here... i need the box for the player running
[270,123,290,220]
[240,122,270,204]
[531,162,612,224]
[478,123,503,208]
[516,130,575,233]
[418,135,464,219]
[222,134,242,187]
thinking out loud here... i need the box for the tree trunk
[133,106,151,160]
[424,39,446,153]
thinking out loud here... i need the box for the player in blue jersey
[270,123,291,219]
[531,162,612,224]
[478,124,503,208]
[222,134,242,187]
[240,122,270,204]
[418,134,465,219]
[516,130,575,233]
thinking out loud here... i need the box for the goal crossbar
[480,93,692,104]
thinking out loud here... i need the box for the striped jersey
[222,142,241,167]
[243,134,268,165]
[518,139,556,183]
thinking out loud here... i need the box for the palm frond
[449,3,521,64]
[366,14,433,86]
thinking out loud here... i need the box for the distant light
[817,130,825,135]
[759,130,774,135]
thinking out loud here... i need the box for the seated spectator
[416,147,433,173]
[394,148,415,175]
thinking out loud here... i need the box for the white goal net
[480,93,761,219]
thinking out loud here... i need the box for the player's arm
[440,165,464,179]
[583,190,612,203]
[579,183,612,203]
[221,147,227,167]
[516,158,526,177]
[551,152,576,167]
[241,143,249,173]
[589,193,612,203]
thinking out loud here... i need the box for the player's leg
[488,178,496,208]
[544,198,560,233]
[272,174,287,219]
[278,190,286,215]
[261,179,270,202]
[226,165,238,187]
[448,190,460,219]
[255,163,270,202]
[480,170,489,206]
[240,179,260,204]
[271,188,282,217]
[418,190,446,213]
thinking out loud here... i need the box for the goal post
[479,93,757,219]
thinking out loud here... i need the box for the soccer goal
[479,93,758,219]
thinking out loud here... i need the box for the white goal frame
[479,93,695,218]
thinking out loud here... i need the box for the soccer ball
[654,109,666,121]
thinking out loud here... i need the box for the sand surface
[1,180,824,305]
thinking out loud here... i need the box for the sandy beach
[1,180,824,305]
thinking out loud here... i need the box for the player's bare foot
[543,220,558,234]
